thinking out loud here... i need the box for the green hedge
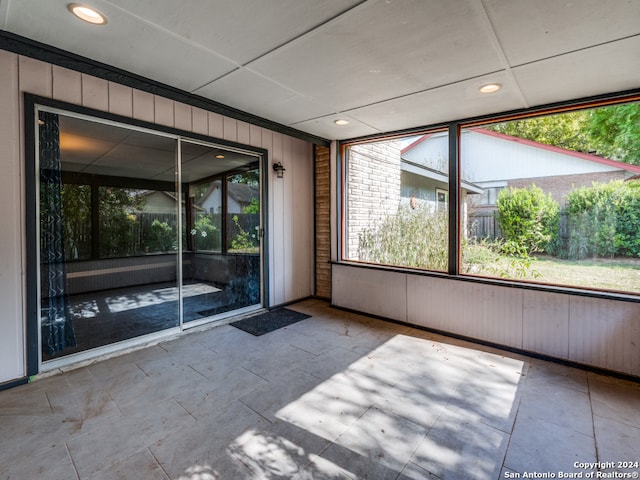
[496,184,559,255]
[561,180,640,259]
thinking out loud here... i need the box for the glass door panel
[181,141,262,322]
[38,111,180,362]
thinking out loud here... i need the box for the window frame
[338,91,640,302]
[341,128,451,273]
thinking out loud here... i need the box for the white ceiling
[2,0,639,141]
[58,115,259,182]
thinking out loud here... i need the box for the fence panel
[468,211,502,240]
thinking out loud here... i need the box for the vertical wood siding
[569,296,640,377]
[0,51,24,383]
[0,54,314,383]
[333,263,640,377]
[333,266,407,322]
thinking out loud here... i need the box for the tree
[488,111,591,152]
[586,103,640,165]
[487,102,640,165]
[61,184,91,259]
[99,187,145,257]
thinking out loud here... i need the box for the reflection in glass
[191,180,222,252]
[61,184,91,260]
[227,170,260,254]
[39,112,179,361]
[99,187,178,257]
[37,110,264,363]
[181,142,261,322]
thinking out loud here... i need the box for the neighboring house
[400,134,483,212]
[401,128,640,239]
[197,182,259,214]
[346,139,482,258]
[134,190,182,215]
[402,128,640,209]
[132,183,258,217]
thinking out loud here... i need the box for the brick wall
[508,170,628,204]
[346,141,402,259]
[315,145,331,299]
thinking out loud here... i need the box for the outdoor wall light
[272,162,286,178]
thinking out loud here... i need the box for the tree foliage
[99,187,145,257]
[586,104,640,165]
[487,103,640,165]
[489,111,591,152]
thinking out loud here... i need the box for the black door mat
[231,308,311,336]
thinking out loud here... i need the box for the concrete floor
[1,299,639,479]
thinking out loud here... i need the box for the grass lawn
[463,246,640,294]
[530,255,640,293]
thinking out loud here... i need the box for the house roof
[195,182,258,207]
[472,128,640,174]
[401,160,483,195]
[401,134,438,155]
[228,183,259,204]
[401,129,640,175]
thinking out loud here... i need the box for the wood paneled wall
[0,50,23,384]
[0,52,314,383]
[332,263,640,378]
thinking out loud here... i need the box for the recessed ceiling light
[479,83,502,94]
[215,154,225,159]
[334,119,350,126]
[67,3,108,25]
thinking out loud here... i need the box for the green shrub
[192,215,220,251]
[496,185,559,255]
[230,214,259,253]
[147,219,175,252]
[562,180,640,259]
[358,204,448,270]
[461,237,540,279]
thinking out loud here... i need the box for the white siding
[569,296,640,377]
[461,130,619,183]
[403,130,624,184]
[0,51,25,383]
[522,290,569,358]
[0,54,314,385]
[407,274,524,348]
[333,265,407,322]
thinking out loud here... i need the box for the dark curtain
[39,111,76,356]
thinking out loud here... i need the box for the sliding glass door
[180,140,262,325]
[38,111,180,361]
[35,107,262,365]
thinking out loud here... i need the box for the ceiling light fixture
[334,119,350,126]
[67,3,108,25]
[479,83,502,94]
[215,154,225,159]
